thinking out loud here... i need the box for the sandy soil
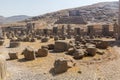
[0,38,120,80]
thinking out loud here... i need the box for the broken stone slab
[54,40,70,52]
[96,49,105,55]
[48,44,55,50]
[96,40,109,49]
[73,49,85,59]
[86,46,97,56]
[36,48,48,57]
[23,37,31,42]
[41,45,49,49]
[54,36,59,41]
[53,58,75,74]
[85,43,96,48]
[8,52,18,60]
[0,40,4,46]
[9,41,20,48]
[67,48,75,55]
[41,37,49,42]
[22,47,36,60]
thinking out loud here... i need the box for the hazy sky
[0,0,118,17]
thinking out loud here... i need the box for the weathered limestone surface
[22,47,36,60]
[54,40,70,52]
[36,48,48,57]
[8,52,18,60]
[0,55,7,80]
[54,58,75,74]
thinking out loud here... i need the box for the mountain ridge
[24,1,118,26]
[0,15,30,24]
[1,1,119,26]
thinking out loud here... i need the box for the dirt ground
[1,38,120,80]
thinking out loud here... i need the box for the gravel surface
[1,39,120,80]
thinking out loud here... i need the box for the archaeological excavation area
[0,19,120,80]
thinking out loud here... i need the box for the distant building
[55,16,87,24]
[69,10,80,16]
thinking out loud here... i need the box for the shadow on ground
[17,58,34,62]
[49,67,66,76]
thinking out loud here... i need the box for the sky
[0,0,118,17]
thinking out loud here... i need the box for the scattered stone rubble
[4,23,110,72]
[0,2,119,80]
[0,22,114,78]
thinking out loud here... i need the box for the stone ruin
[0,40,4,46]
[1,22,115,44]
[9,40,20,48]
[0,20,117,76]
[53,58,75,74]
[102,24,110,37]
[22,47,36,60]
[36,48,48,57]
[2,23,113,63]
[87,25,95,38]
[0,2,120,79]
[21,46,49,60]
[8,52,18,60]
[54,40,70,52]
[2,23,36,42]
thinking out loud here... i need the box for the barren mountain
[2,1,118,27]
[0,15,30,24]
[23,1,118,26]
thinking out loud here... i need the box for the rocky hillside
[23,1,118,26]
[0,15,30,24]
